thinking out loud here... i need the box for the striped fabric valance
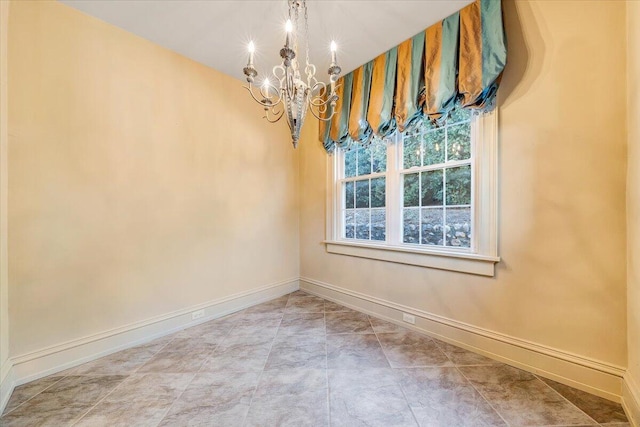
[321,0,506,152]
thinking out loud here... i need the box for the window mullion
[387,136,400,245]
[335,151,342,241]
[400,159,471,174]
[327,111,499,277]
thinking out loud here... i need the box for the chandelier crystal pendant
[242,0,341,148]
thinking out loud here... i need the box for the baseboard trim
[300,276,625,402]
[0,360,14,416]
[623,373,640,427]
[7,278,298,396]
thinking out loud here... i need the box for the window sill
[324,240,500,277]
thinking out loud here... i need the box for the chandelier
[242,0,341,148]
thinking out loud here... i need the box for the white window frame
[325,110,500,276]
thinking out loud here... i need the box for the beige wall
[8,0,299,357]
[1,0,10,381]
[626,0,640,413]
[3,0,635,401]
[300,0,628,367]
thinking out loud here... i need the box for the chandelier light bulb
[241,0,341,148]
[247,41,255,67]
[330,40,337,65]
[284,19,293,49]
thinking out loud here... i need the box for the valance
[322,0,506,152]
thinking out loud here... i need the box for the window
[342,142,387,241]
[401,108,473,248]
[326,108,499,276]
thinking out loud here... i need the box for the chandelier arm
[273,64,287,83]
[308,84,331,105]
[263,107,284,123]
[308,82,339,109]
[308,103,336,122]
[308,97,332,108]
[305,63,317,88]
[242,0,341,148]
[244,83,283,108]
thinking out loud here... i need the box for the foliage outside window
[342,142,387,241]
[401,108,472,248]
[329,108,499,276]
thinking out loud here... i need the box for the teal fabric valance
[322,0,506,152]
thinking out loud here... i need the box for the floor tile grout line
[455,365,512,427]
[428,331,456,367]
[367,313,420,426]
[128,334,180,377]
[6,319,184,420]
[5,291,623,427]
[0,375,67,417]
[69,373,132,426]
[367,314,452,370]
[370,313,510,426]
[239,293,290,427]
[149,371,199,427]
[76,308,242,427]
[73,337,216,427]
[2,329,167,419]
[153,314,241,427]
[324,301,332,427]
[398,383,422,427]
[532,373,601,425]
[368,315,394,370]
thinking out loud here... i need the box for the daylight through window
[329,107,498,275]
[337,107,475,252]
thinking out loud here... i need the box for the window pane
[344,182,354,209]
[403,173,419,207]
[421,208,443,246]
[344,210,355,239]
[445,165,471,205]
[355,180,370,208]
[423,129,445,166]
[403,208,420,244]
[371,208,386,241]
[371,177,385,208]
[355,210,370,240]
[448,107,471,123]
[371,139,387,173]
[344,148,356,178]
[421,170,443,206]
[423,117,437,132]
[448,123,471,161]
[446,207,471,248]
[403,134,421,169]
[357,145,372,176]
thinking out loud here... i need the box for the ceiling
[60,0,474,83]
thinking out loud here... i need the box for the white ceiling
[60,0,473,83]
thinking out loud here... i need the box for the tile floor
[0,291,631,427]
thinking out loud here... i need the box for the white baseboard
[300,276,625,403]
[0,278,298,414]
[2,275,631,418]
[0,359,15,416]
[623,372,640,427]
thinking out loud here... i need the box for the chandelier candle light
[242,0,341,148]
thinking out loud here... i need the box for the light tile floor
[1,291,631,427]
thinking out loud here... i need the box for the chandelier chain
[304,0,310,68]
[242,0,340,148]
[294,2,300,57]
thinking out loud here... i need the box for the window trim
[325,110,500,277]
